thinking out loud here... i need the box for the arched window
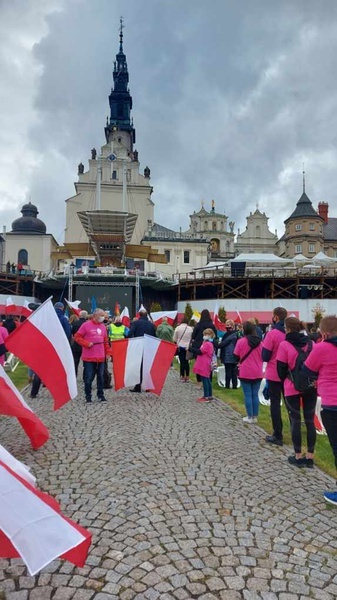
[204,221,208,229]
[18,249,28,265]
[256,225,261,238]
[212,220,217,231]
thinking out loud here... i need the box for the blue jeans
[241,379,261,418]
[201,376,212,398]
[83,361,104,400]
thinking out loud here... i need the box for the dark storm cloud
[2,0,337,242]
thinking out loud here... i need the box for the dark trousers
[285,391,317,453]
[83,361,104,400]
[268,380,284,440]
[224,363,238,389]
[178,348,190,377]
[321,409,337,469]
[31,374,41,397]
[72,350,82,377]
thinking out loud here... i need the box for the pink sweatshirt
[193,340,213,378]
[74,320,109,362]
[262,328,286,382]
[304,341,337,407]
[277,339,314,397]
[234,337,263,380]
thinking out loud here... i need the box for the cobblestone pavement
[2,368,337,600]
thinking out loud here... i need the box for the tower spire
[119,16,124,52]
[303,163,305,194]
[105,18,135,145]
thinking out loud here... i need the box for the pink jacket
[304,341,337,407]
[234,337,263,380]
[262,328,286,381]
[193,340,213,378]
[277,339,313,397]
[74,320,109,362]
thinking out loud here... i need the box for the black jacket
[128,315,156,338]
[191,319,217,350]
[71,318,87,354]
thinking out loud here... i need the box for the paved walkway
[1,370,337,599]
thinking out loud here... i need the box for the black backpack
[287,339,316,393]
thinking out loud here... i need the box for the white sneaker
[242,416,253,423]
[252,417,258,423]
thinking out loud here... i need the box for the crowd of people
[11,299,337,507]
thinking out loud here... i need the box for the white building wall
[5,235,57,272]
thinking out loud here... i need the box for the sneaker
[243,416,253,423]
[288,455,306,468]
[86,398,92,403]
[306,458,314,469]
[265,435,283,446]
[30,394,37,399]
[184,377,190,383]
[99,396,107,402]
[197,397,210,403]
[323,491,337,506]
[130,386,141,393]
[252,417,258,423]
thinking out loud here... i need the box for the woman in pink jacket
[234,321,263,423]
[193,328,215,403]
[276,317,317,468]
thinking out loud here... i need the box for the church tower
[64,20,155,264]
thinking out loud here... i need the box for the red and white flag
[120,306,130,328]
[0,445,36,487]
[0,365,49,449]
[0,298,32,319]
[213,303,227,332]
[0,460,91,576]
[135,304,146,318]
[111,338,144,390]
[65,298,81,317]
[150,311,177,327]
[142,335,177,395]
[6,298,77,410]
[234,310,242,324]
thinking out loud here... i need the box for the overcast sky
[1,0,337,244]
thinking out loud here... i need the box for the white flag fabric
[0,461,91,575]
[0,445,36,487]
[111,338,144,390]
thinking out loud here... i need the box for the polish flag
[142,335,177,395]
[111,338,144,390]
[5,296,15,315]
[120,306,130,328]
[135,304,146,318]
[150,311,177,327]
[0,445,36,487]
[0,298,32,319]
[213,303,227,332]
[0,364,49,449]
[234,310,243,324]
[114,301,120,316]
[6,298,77,410]
[23,300,33,318]
[0,460,92,576]
[65,299,81,317]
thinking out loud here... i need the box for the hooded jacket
[234,335,263,380]
[262,320,286,382]
[303,336,337,407]
[219,329,238,364]
[276,332,314,397]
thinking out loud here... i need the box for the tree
[311,303,326,328]
[150,302,162,313]
[218,306,227,323]
[184,303,193,322]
